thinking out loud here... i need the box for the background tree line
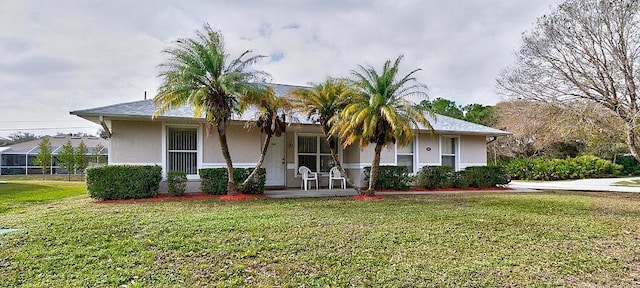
[419,97,630,162]
[33,139,106,180]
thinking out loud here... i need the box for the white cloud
[0,0,558,137]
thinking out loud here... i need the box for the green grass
[614,179,640,187]
[0,174,85,181]
[0,180,86,214]
[1,188,639,287]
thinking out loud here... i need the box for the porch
[264,188,357,198]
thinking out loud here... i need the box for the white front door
[264,136,285,186]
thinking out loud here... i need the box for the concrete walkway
[509,177,640,193]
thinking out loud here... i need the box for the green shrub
[87,165,162,200]
[452,171,471,189]
[463,166,511,188]
[416,166,455,189]
[363,166,410,190]
[503,155,622,180]
[614,155,640,176]
[199,168,227,195]
[234,168,266,194]
[167,171,187,196]
[199,167,266,194]
[416,166,509,189]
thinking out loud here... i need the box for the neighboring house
[70,84,509,191]
[0,135,109,175]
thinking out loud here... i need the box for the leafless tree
[497,0,640,161]
[492,99,625,159]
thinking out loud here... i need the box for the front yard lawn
[614,179,640,187]
[0,180,86,214]
[0,185,639,287]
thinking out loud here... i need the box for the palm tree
[153,23,269,195]
[238,86,291,191]
[289,78,360,192]
[332,55,433,196]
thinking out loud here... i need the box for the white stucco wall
[110,120,162,164]
[459,135,488,169]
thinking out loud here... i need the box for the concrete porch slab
[265,188,357,198]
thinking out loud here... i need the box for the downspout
[99,116,112,138]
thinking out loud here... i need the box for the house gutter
[99,116,112,138]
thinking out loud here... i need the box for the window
[167,127,198,175]
[397,142,414,173]
[441,137,457,169]
[297,135,333,173]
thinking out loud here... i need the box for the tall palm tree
[332,55,433,196]
[153,23,269,195]
[238,86,291,191]
[289,78,360,192]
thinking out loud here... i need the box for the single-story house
[70,83,509,192]
[0,135,109,175]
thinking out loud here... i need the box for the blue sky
[0,0,558,137]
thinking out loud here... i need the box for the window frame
[440,136,458,170]
[295,133,337,174]
[396,139,416,174]
[163,123,202,180]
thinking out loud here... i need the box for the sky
[0,0,559,138]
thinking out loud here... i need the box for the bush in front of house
[199,167,266,194]
[87,165,162,200]
[503,155,622,180]
[167,170,187,196]
[363,165,410,190]
[462,166,511,188]
[415,165,509,189]
[415,166,455,189]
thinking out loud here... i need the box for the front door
[264,136,285,186]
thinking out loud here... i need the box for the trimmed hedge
[86,165,162,200]
[199,167,266,194]
[416,165,510,189]
[503,155,622,180]
[462,166,511,188]
[167,170,187,196]
[416,166,454,189]
[363,166,410,190]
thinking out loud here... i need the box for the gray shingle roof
[0,136,108,155]
[71,83,509,136]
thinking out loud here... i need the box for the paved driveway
[509,177,640,193]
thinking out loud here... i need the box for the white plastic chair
[329,166,346,189]
[298,166,318,190]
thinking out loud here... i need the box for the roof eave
[431,130,511,137]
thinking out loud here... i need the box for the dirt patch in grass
[353,195,385,200]
[96,193,265,204]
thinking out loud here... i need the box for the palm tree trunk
[240,133,272,191]
[322,128,361,194]
[218,129,237,195]
[366,143,384,196]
